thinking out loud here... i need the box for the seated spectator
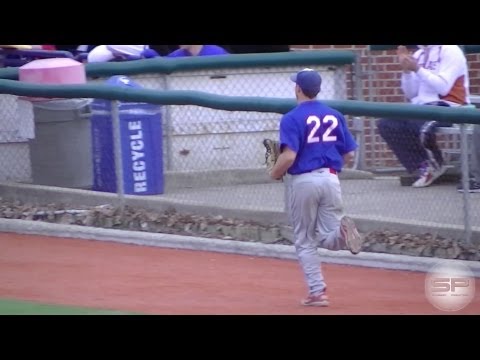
[166,45,228,58]
[87,45,158,63]
[377,45,471,188]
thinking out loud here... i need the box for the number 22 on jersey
[306,115,338,143]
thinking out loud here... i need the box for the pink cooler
[19,58,86,102]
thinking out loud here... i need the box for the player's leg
[289,174,328,306]
[284,174,293,226]
[315,172,344,250]
[316,172,363,254]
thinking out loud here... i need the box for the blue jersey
[280,100,357,175]
[167,45,229,57]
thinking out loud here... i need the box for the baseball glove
[263,138,281,175]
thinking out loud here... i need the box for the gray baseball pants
[285,169,348,295]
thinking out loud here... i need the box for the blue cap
[290,68,322,97]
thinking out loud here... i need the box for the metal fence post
[163,75,173,171]
[460,123,472,243]
[353,52,366,170]
[111,100,125,214]
[366,47,377,171]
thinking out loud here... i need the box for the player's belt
[311,168,337,175]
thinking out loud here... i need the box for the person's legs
[289,170,363,307]
[314,172,345,251]
[413,120,449,188]
[420,120,444,169]
[289,173,327,305]
[314,170,363,254]
[377,118,428,173]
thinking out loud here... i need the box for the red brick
[384,80,400,88]
[385,64,402,71]
[377,72,397,80]
[378,88,397,96]
[468,62,480,70]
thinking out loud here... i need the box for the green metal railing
[1,79,479,124]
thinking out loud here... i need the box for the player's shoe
[301,291,329,307]
[340,216,363,255]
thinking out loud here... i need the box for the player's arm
[401,72,420,100]
[271,114,299,180]
[271,147,296,180]
[343,151,355,165]
[415,46,465,96]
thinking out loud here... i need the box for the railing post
[353,53,366,170]
[111,100,125,215]
[460,123,472,244]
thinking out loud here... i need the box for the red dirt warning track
[0,232,479,315]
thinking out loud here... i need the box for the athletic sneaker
[412,161,447,188]
[301,291,329,307]
[340,216,363,255]
[457,179,480,193]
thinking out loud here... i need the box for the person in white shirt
[377,45,470,188]
[87,45,152,63]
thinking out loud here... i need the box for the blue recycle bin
[90,75,164,195]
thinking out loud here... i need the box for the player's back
[282,100,357,175]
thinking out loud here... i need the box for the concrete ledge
[0,181,289,225]
[164,167,374,191]
[353,215,480,244]
[1,218,479,277]
[1,181,479,242]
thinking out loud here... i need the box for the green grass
[0,299,140,315]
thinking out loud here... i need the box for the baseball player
[270,68,363,307]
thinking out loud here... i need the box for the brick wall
[290,45,480,171]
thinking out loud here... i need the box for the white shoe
[412,163,447,188]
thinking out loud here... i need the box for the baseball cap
[290,68,322,97]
